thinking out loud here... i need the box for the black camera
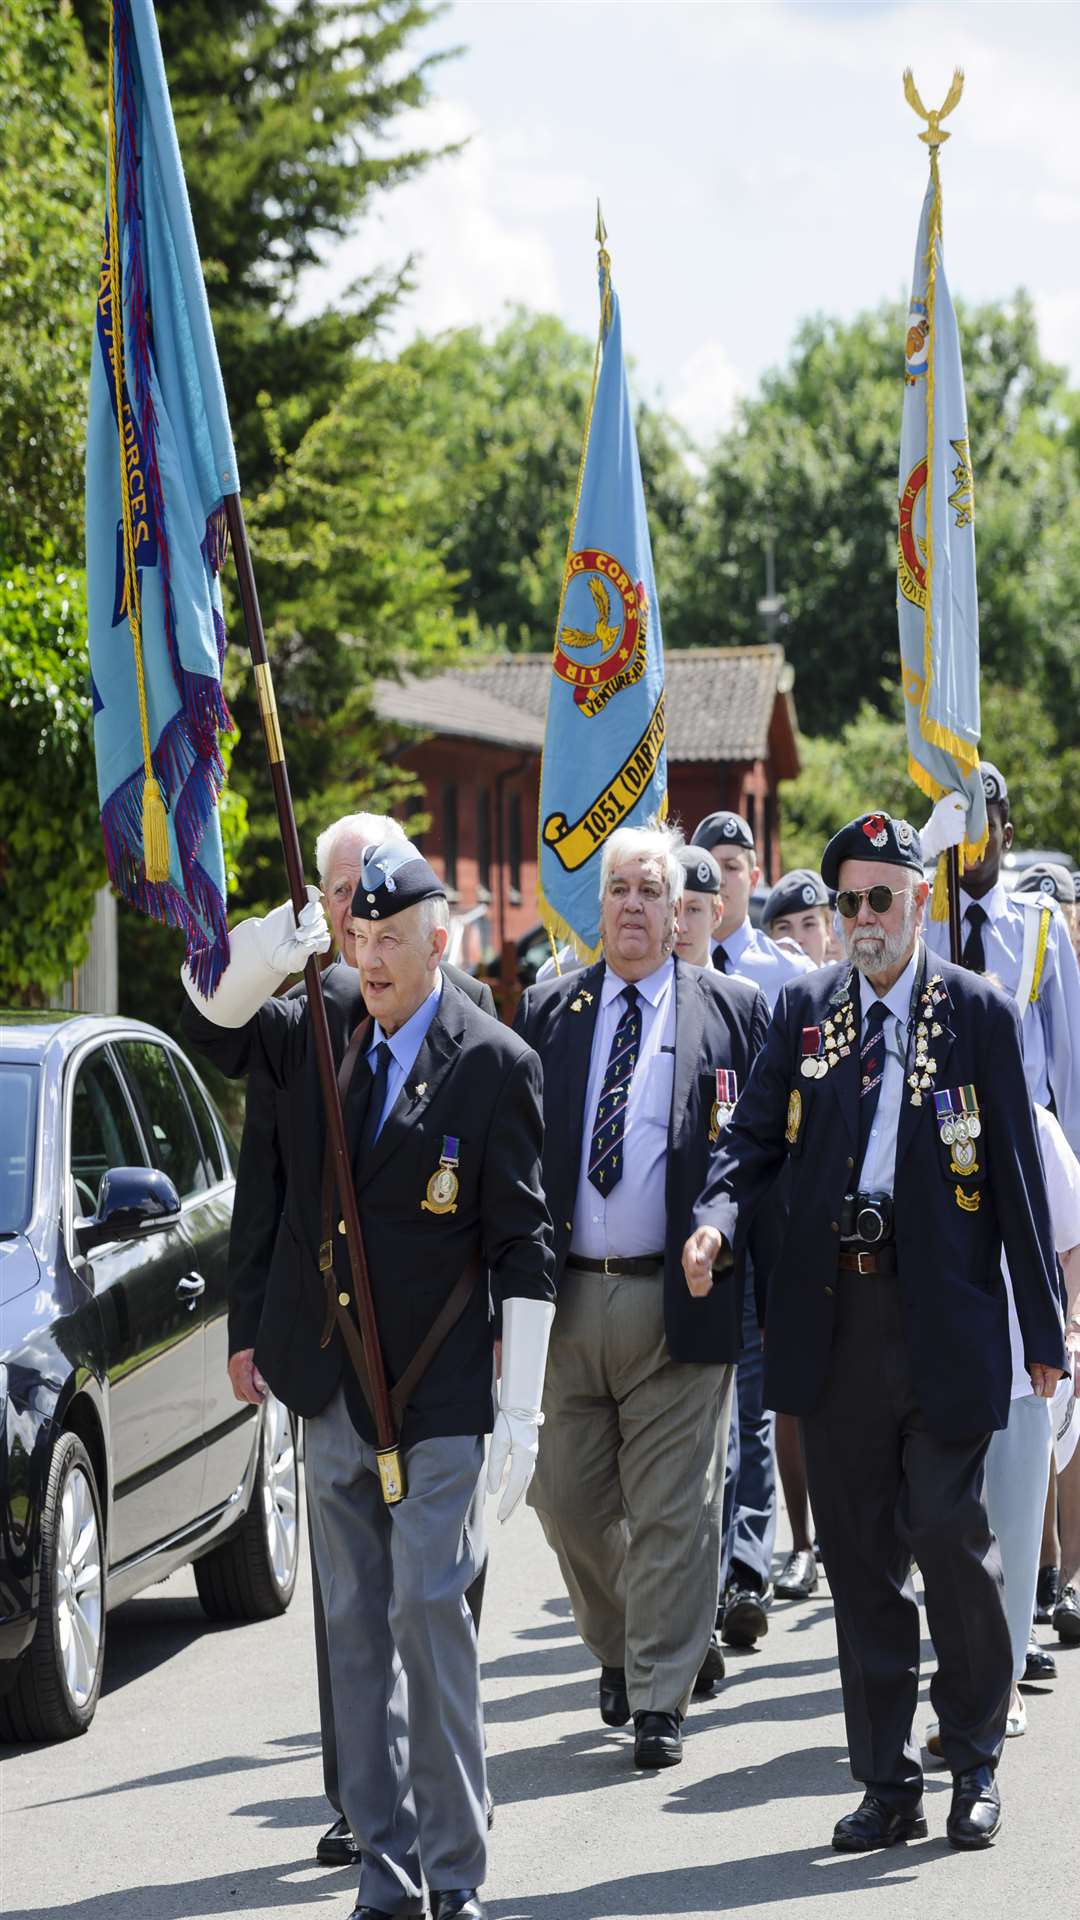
[841,1191,894,1245]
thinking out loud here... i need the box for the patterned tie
[961,902,987,974]
[857,1001,889,1172]
[587,984,642,1195]
[356,1040,392,1166]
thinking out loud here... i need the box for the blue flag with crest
[897,75,987,882]
[537,235,667,954]
[86,0,238,992]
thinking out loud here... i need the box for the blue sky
[300,0,1080,440]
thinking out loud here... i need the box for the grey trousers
[305,1386,488,1912]
[985,1392,1054,1682]
[802,1271,1012,1805]
[528,1264,732,1716]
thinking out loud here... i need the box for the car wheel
[0,1432,106,1742]
[194,1393,300,1620]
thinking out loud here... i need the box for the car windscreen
[0,1064,39,1233]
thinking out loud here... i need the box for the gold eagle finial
[903,67,965,148]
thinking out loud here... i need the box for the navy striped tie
[587,984,641,1195]
[857,1001,889,1170]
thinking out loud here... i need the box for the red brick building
[373,646,800,967]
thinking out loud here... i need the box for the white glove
[486,1295,555,1523]
[919,792,969,863]
[181,884,330,1027]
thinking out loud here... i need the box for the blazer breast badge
[421,1135,460,1215]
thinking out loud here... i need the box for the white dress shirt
[571,957,676,1261]
[856,943,922,1197]
[716,917,814,1013]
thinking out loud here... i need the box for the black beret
[1074,871,1080,906]
[1014,862,1075,908]
[351,839,445,922]
[980,760,1009,808]
[690,810,755,855]
[762,869,830,927]
[820,812,924,891]
[676,845,723,895]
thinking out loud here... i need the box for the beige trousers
[528,1263,733,1716]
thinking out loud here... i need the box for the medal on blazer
[934,1086,981,1174]
[708,1069,738,1143]
[907,973,946,1107]
[800,1026,826,1079]
[422,1136,460,1214]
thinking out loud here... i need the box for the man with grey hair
[227,808,496,1872]
[684,810,1066,1854]
[514,821,770,1769]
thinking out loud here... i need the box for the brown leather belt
[566,1253,664,1278]
[838,1244,897,1277]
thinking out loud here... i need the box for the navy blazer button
[565,1221,572,1231]
[830,1220,839,1232]
[824,1285,835,1297]
[847,1156,854,1170]
[338,1291,350,1307]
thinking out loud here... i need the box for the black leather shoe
[1035,1564,1060,1623]
[599,1664,630,1727]
[429,1893,485,1920]
[1052,1583,1080,1644]
[720,1584,770,1646]
[1024,1634,1058,1682]
[774,1549,819,1600]
[693,1635,726,1696]
[832,1792,928,1852]
[348,1906,399,1919]
[318,1815,360,1866]
[947,1766,1001,1849]
[633,1709,683,1768]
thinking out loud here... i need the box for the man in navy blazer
[685,811,1067,1855]
[515,822,769,1771]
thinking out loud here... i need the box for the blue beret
[820,812,923,891]
[762,869,830,927]
[980,761,1009,808]
[1014,862,1075,908]
[351,839,445,922]
[690,810,755,855]
[676,845,723,895]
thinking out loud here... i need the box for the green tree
[0,0,100,564]
[678,295,1080,739]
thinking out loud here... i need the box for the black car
[0,1011,300,1743]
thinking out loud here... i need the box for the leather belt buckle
[856,1250,875,1275]
[319,1240,334,1273]
[603,1255,616,1277]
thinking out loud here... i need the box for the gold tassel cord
[106,10,170,884]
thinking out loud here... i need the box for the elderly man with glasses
[683,811,1067,1857]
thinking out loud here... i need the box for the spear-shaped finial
[903,67,965,149]
[596,199,607,248]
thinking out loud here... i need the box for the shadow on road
[3,1857,356,1920]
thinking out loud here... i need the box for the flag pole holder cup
[377,1448,407,1505]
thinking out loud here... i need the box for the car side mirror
[77,1166,182,1254]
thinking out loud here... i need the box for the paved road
[2,1481,1077,1920]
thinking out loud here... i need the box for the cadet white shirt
[923,881,1080,1153]
[1001,1106,1076,1399]
[855,943,922,1198]
[715,917,814,1013]
[571,957,675,1262]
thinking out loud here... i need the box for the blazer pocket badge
[708,1069,738,1143]
[786,1088,802,1145]
[421,1135,460,1215]
[955,1184,980,1213]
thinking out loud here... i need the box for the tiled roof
[373,646,792,764]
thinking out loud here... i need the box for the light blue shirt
[857,943,922,1197]
[923,881,1080,1153]
[367,973,443,1138]
[572,957,676,1261]
[716,917,815,1013]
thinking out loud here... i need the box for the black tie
[356,1040,392,1166]
[857,1001,889,1172]
[714,944,730,974]
[961,903,987,974]
[587,985,641,1195]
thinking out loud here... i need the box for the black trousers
[801,1269,1012,1806]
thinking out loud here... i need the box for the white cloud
[663,339,744,445]
[1034,288,1080,382]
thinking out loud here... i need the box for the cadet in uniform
[689,811,814,1644]
[684,811,1067,1853]
[183,842,555,1920]
[672,845,726,969]
[920,763,1080,1153]
[761,869,833,969]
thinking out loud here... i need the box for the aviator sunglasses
[835,883,910,919]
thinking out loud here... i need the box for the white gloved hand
[486,1295,555,1523]
[919,792,969,863]
[181,884,330,1027]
